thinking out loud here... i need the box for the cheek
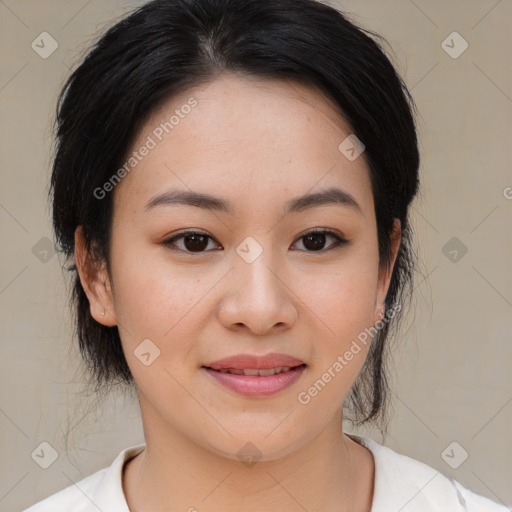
[108,248,212,397]
[108,237,210,344]
[295,252,379,397]
[300,255,378,337]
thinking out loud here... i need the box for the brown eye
[293,229,349,252]
[163,230,219,253]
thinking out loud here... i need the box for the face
[78,74,400,461]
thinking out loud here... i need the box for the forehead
[113,74,373,218]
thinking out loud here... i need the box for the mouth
[202,364,306,376]
[201,363,307,397]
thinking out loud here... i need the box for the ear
[373,218,401,323]
[74,226,117,327]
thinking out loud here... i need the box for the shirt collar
[97,436,386,510]
[95,442,146,510]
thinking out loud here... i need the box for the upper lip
[203,353,305,370]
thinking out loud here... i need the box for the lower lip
[203,365,307,397]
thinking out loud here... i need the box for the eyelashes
[161,228,350,254]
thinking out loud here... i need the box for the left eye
[162,229,349,254]
[293,229,349,252]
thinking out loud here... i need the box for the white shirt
[23,434,509,511]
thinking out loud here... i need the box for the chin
[194,423,313,464]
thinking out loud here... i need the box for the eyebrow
[144,186,362,215]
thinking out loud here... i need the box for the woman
[24,0,508,510]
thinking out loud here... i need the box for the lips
[202,353,307,397]
[216,367,294,376]
[203,352,305,371]
[203,365,306,397]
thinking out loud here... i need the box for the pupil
[185,234,208,252]
[305,233,325,251]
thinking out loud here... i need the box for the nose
[216,247,298,336]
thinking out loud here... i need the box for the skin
[75,73,401,512]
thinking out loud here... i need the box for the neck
[123,410,374,512]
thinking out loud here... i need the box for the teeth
[243,369,260,376]
[217,366,292,376]
[219,368,243,374]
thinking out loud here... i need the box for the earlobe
[74,226,117,327]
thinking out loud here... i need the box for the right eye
[161,230,221,253]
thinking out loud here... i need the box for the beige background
[1,0,511,510]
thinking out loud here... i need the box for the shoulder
[21,444,146,512]
[21,469,109,512]
[348,434,510,512]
